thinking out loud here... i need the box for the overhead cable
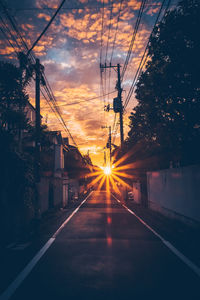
[27,0,67,55]
[109,0,124,64]
[121,0,147,81]
[0,2,79,147]
[123,0,172,111]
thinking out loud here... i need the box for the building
[39,131,69,213]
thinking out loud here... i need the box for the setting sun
[104,166,112,176]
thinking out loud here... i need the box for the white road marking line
[11,242,31,251]
[52,192,92,238]
[112,193,200,278]
[6,243,16,249]
[0,238,55,300]
[0,192,93,300]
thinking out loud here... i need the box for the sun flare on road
[86,152,136,195]
[86,153,136,248]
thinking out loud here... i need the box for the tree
[0,61,35,243]
[128,0,200,167]
[0,61,29,136]
[17,51,35,87]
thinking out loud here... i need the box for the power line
[100,0,106,124]
[123,50,148,111]
[123,0,172,111]
[103,0,114,105]
[9,3,163,12]
[111,0,172,145]
[109,0,147,146]
[43,90,116,108]
[0,2,79,148]
[42,83,78,147]
[41,70,78,147]
[121,0,147,81]
[27,0,67,54]
[0,18,19,56]
[108,0,124,105]
[100,0,124,147]
[100,0,104,67]
[0,14,21,52]
[109,0,123,64]
[105,0,114,65]
[108,0,124,137]
[0,4,72,141]
[0,14,75,143]
[0,0,30,52]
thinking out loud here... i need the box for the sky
[0,0,174,166]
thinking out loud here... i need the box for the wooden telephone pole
[35,58,41,184]
[117,63,124,145]
[34,58,43,220]
[102,125,112,165]
[100,63,124,146]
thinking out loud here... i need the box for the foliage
[0,61,35,242]
[0,61,29,134]
[127,0,200,168]
[17,52,35,87]
[23,123,55,172]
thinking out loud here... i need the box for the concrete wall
[69,179,80,201]
[132,181,141,204]
[62,176,69,207]
[53,177,63,207]
[39,175,68,213]
[39,177,49,214]
[147,164,200,223]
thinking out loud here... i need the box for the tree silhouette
[128,0,200,167]
[0,61,29,135]
[0,61,35,243]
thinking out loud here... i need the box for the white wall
[62,175,69,207]
[54,144,64,170]
[132,181,141,204]
[147,164,200,223]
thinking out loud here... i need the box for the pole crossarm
[100,63,118,70]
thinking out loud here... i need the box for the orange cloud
[35,0,58,9]
[0,46,15,55]
[37,13,51,22]
[0,0,163,166]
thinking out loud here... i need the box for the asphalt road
[3,191,200,300]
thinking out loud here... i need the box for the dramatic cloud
[0,0,165,165]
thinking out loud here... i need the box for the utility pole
[109,125,111,165]
[34,58,42,221]
[35,58,41,183]
[104,150,106,166]
[117,64,124,145]
[102,125,112,165]
[100,63,124,147]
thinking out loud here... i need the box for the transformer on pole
[100,63,124,147]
